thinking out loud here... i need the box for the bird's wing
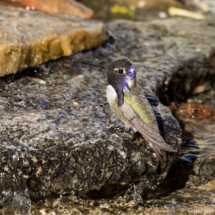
[121,102,176,152]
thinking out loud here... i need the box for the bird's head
[106,59,136,106]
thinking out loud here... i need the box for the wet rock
[1,16,215,214]
[0,5,105,77]
[0,147,31,214]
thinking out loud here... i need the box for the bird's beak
[76,60,106,70]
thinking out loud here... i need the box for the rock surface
[0,16,215,214]
[0,5,105,77]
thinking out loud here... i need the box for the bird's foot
[152,145,166,169]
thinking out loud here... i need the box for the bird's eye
[118,69,124,74]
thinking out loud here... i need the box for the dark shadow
[142,156,195,200]
[85,183,129,200]
[156,51,215,105]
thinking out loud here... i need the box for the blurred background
[1,0,214,21]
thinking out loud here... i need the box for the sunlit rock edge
[0,5,105,77]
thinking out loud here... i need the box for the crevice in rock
[156,49,215,105]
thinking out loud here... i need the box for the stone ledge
[0,5,105,77]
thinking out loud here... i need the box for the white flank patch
[132,127,137,133]
[106,85,117,105]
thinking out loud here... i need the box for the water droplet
[23,159,29,166]
[12,154,19,161]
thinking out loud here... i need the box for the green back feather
[123,91,150,125]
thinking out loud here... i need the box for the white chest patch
[106,85,117,105]
[126,76,134,88]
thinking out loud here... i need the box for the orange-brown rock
[20,0,93,18]
[0,0,93,18]
[181,102,215,121]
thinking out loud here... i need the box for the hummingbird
[106,59,176,165]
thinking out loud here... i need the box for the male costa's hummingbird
[106,59,176,164]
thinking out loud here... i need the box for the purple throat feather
[123,65,136,93]
[119,65,136,105]
[128,65,136,80]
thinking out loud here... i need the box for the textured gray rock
[1,16,215,214]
